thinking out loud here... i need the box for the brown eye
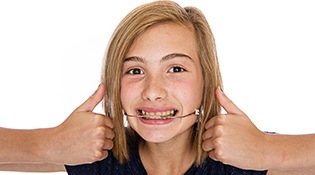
[169,66,186,73]
[127,68,144,75]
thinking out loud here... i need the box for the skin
[0,83,114,171]
[203,88,269,170]
[203,88,315,174]
[121,22,203,175]
[2,14,315,175]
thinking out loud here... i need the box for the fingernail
[218,86,223,93]
[95,84,101,93]
[98,83,102,89]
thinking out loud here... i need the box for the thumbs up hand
[202,87,268,170]
[46,83,114,165]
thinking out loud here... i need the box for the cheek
[126,117,136,127]
[120,82,135,109]
[175,79,203,107]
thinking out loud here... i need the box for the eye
[126,68,144,75]
[169,66,186,73]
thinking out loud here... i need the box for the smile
[137,109,178,119]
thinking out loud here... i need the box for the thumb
[76,83,106,112]
[216,87,244,115]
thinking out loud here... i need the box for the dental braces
[124,109,200,119]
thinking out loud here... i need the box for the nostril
[145,96,163,101]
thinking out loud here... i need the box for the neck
[139,128,196,175]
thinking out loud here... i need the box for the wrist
[30,127,57,163]
[264,133,286,170]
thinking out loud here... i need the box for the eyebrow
[123,53,193,63]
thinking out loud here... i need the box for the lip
[137,109,178,118]
[137,106,177,112]
[135,107,178,125]
[138,117,175,125]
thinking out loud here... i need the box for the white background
[0,0,314,174]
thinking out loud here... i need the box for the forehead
[126,22,198,62]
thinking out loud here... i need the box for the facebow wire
[124,109,200,119]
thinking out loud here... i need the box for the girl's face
[121,22,204,143]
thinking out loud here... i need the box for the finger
[100,150,109,160]
[95,125,115,141]
[103,115,114,129]
[104,126,115,139]
[208,150,218,161]
[216,87,244,115]
[204,116,217,129]
[103,139,114,150]
[76,83,106,112]
[94,114,114,129]
[202,126,214,140]
[94,149,109,161]
[202,139,215,152]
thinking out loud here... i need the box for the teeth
[139,109,177,119]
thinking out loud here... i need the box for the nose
[141,75,167,101]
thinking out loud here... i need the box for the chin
[136,129,175,143]
[141,135,173,143]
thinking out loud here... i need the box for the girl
[66,1,266,174]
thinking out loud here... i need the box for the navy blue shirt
[66,136,267,175]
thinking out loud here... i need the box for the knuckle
[94,114,105,124]
[213,149,224,161]
[92,150,103,161]
[213,137,223,147]
[208,151,217,161]
[95,140,105,149]
[213,125,224,136]
[94,139,105,148]
[93,115,114,129]
[90,140,112,161]
[217,114,227,123]
[212,139,228,163]
[95,127,106,137]
[91,141,105,160]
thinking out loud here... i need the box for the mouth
[137,109,178,119]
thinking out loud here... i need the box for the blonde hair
[102,0,222,165]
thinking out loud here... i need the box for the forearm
[267,133,315,171]
[0,127,52,164]
[0,163,65,172]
